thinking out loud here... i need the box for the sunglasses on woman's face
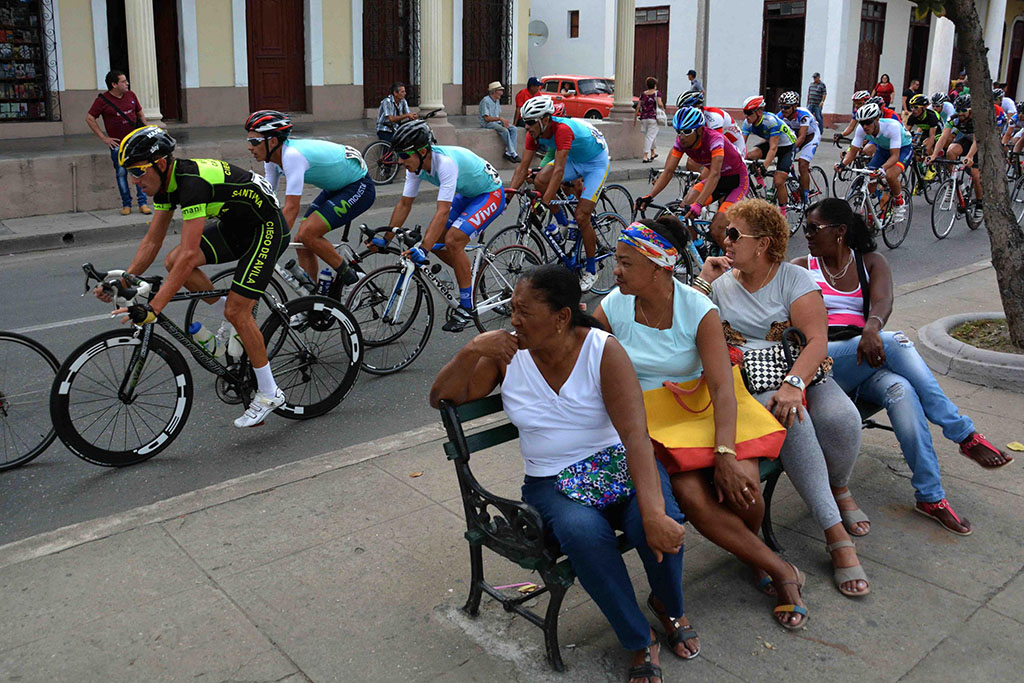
[803,222,840,237]
[724,227,759,242]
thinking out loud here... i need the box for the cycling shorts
[952,133,975,149]
[199,214,290,300]
[305,174,376,231]
[796,131,821,163]
[561,149,611,202]
[868,144,913,171]
[754,141,795,173]
[693,173,748,212]
[445,187,506,239]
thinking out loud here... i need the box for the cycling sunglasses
[803,222,841,237]
[742,108,759,116]
[724,227,760,242]
[522,118,539,126]
[247,136,267,146]
[127,162,154,178]
[678,126,701,136]
[396,145,430,160]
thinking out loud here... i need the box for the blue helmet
[673,106,705,132]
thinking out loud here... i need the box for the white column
[232,0,248,87]
[610,0,635,118]
[925,16,956,97]
[90,0,108,90]
[124,0,162,122]
[180,0,200,89]
[351,0,363,85]
[985,0,1009,79]
[419,0,445,115]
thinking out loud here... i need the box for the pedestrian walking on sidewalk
[635,77,664,163]
[479,81,520,162]
[807,72,827,132]
[85,70,150,216]
[686,69,704,95]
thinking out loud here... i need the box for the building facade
[0,0,531,140]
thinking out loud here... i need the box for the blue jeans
[522,460,684,651]
[809,103,824,133]
[110,148,148,208]
[481,121,518,156]
[829,331,975,502]
[376,130,393,142]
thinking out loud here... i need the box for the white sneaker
[234,388,286,428]
[893,203,907,222]
[579,271,598,292]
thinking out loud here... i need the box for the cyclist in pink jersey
[636,107,747,247]
[677,91,745,155]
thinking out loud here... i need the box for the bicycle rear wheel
[473,245,542,332]
[1011,178,1024,225]
[597,183,635,221]
[964,183,983,231]
[882,189,912,249]
[259,296,363,419]
[50,330,193,467]
[344,265,434,375]
[0,332,59,470]
[591,212,627,295]
[930,179,958,239]
[363,140,399,185]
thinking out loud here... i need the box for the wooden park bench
[438,394,785,671]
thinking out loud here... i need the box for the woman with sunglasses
[244,110,373,296]
[793,198,1013,535]
[697,198,871,598]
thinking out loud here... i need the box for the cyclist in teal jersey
[741,95,797,213]
[383,120,506,331]
[510,96,612,292]
[245,111,374,294]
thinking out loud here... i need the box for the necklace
[637,298,666,329]
[820,248,853,285]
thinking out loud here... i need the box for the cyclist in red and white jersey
[676,91,744,155]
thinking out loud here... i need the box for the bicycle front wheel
[260,296,363,418]
[591,212,628,295]
[882,189,912,249]
[786,202,806,236]
[474,245,542,332]
[484,224,549,262]
[0,332,59,470]
[964,183,983,231]
[363,140,399,185]
[930,179,958,239]
[1011,178,1024,225]
[344,265,434,375]
[50,330,193,467]
[808,165,829,201]
[597,184,635,221]
[832,168,853,200]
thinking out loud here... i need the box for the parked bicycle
[50,264,363,467]
[0,331,59,470]
[362,108,443,185]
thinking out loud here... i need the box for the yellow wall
[59,0,97,90]
[516,0,529,83]
[324,0,354,84]
[196,0,235,87]
[442,0,453,83]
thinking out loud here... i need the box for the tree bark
[945,0,1024,348]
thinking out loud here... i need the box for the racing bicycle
[840,166,913,248]
[931,158,983,238]
[0,331,59,470]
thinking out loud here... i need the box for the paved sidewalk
[1,264,1022,683]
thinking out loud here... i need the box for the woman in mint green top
[593,215,808,630]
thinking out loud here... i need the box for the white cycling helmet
[855,102,881,122]
[852,90,871,102]
[520,96,555,120]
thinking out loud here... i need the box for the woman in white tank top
[431,265,695,679]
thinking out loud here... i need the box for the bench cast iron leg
[761,470,783,552]
[544,582,568,672]
[463,543,484,616]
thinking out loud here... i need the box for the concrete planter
[918,312,1024,392]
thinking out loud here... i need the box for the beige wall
[516,0,530,83]
[442,0,453,83]
[323,0,354,84]
[196,0,235,87]
[59,0,98,91]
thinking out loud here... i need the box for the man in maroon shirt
[86,70,151,215]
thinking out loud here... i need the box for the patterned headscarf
[618,222,679,270]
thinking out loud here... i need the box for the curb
[918,312,1024,391]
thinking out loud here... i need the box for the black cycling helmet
[867,95,885,107]
[954,93,972,112]
[118,125,176,167]
[391,119,435,154]
[676,90,704,109]
[994,88,1005,101]
[931,92,948,105]
[244,110,293,137]
[908,93,928,108]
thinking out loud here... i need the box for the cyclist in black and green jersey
[106,125,291,428]
[904,93,940,156]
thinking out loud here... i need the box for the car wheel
[584,110,603,119]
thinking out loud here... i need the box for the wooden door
[855,1,886,93]
[463,0,507,105]
[1006,22,1024,99]
[363,0,417,108]
[634,6,669,101]
[247,0,306,112]
[153,0,181,120]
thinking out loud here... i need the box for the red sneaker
[959,433,1013,469]
[915,499,972,536]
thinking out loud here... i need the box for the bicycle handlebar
[358,224,422,247]
[82,263,154,301]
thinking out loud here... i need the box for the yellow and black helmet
[117,125,176,168]
[908,93,928,108]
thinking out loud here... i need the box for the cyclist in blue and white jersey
[245,110,373,295]
[777,90,820,204]
[510,95,612,292]
[741,94,797,213]
[384,120,506,332]
[930,92,955,127]
[995,88,1018,144]
[837,102,912,221]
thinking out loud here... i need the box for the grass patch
[950,318,1024,355]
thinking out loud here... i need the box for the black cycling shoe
[326,265,360,300]
[339,264,360,286]
[442,306,475,332]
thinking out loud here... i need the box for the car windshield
[578,79,613,95]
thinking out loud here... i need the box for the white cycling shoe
[234,388,286,428]
[893,204,907,222]
[579,271,598,292]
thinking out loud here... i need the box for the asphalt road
[0,169,997,545]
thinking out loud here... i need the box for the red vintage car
[539,74,637,119]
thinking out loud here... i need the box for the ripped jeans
[828,331,975,502]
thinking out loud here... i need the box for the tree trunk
[946,0,1024,348]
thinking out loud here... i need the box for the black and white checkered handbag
[740,327,830,395]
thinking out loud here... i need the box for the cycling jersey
[851,117,912,150]
[778,106,820,137]
[525,116,608,163]
[936,101,956,125]
[995,104,1007,128]
[741,112,796,146]
[402,145,502,202]
[264,138,368,195]
[670,126,745,176]
[1002,96,1018,118]
[944,113,975,136]
[907,108,941,132]
[153,158,288,299]
[704,107,745,153]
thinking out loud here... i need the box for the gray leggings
[755,377,862,530]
